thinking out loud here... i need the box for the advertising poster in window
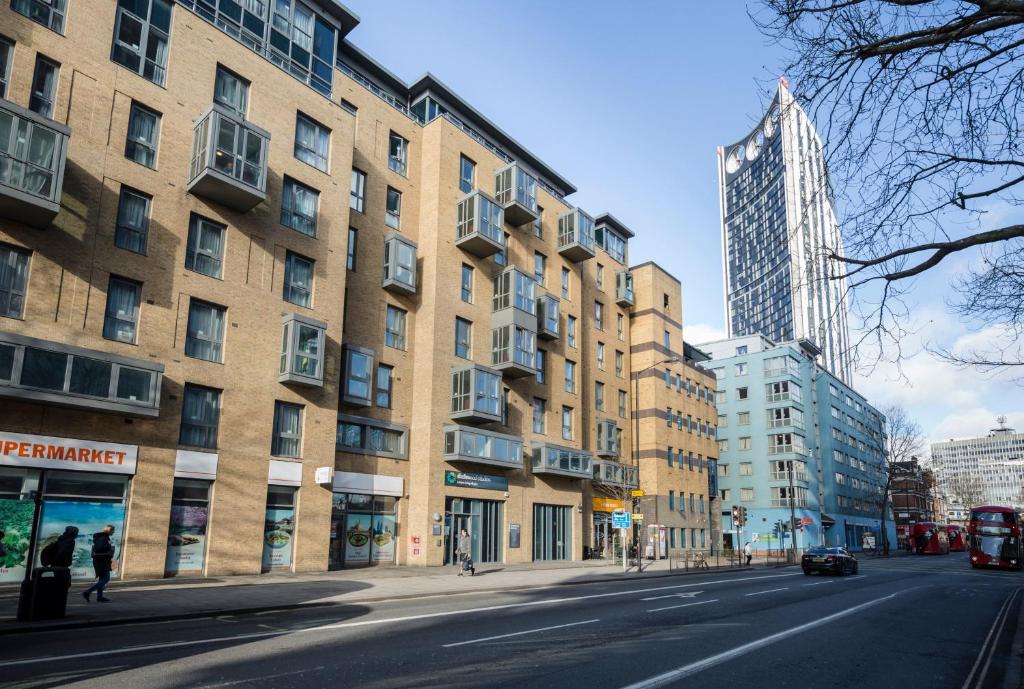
[371,514,396,562]
[165,504,209,577]
[261,507,295,572]
[344,513,372,562]
[35,501,126,579]
[0,499,34,583]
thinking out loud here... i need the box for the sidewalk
[2,558,753,634]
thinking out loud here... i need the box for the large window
[388,131,408,175]
[385,305,406,350]
[0,244,30,319]
[337,415,408,459]
[562,406,573,440]
[114,187,151,255]
[29,56,59,119]
[350,168,365,212]
[564,359,576,393]
[125,102,160,169]
[532,397,546,434]
[385,186,401,229]
[111,0,172,86]
[343,346,373,406]
[459,155,475,193]
[283,252,313,307]
[0,38,11,99]
[213,65,249,116]
[455,318,472,359]
[461,264,473,303]
[179,384,220,449]
[295,113,329,172]
[11,0,66,32]
[281,177,318,237]
[185,300,225,363]
[103,276,141,344]
[272,401,303,457]
[375,364,393,408]
[185,214,226,279]
[492,268,537,314]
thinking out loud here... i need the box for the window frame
[0,243,30,319]
[11,0,66,33]
[385,304,407,350]
[350,168,366,213]
[388,131,408,176]
[114,186,152,255]
[280,176,319,237]
[271,400,304,457]
[184,298,226,363]
[29,54,59,119]
[454,317,472,359]
[125,101,160,169]
[185,213,226,279]
[111,0,172,86]
[385,186,402,229]
[342,345,374,406]
[459,154,475,193]
[102,275,141,344]
[375,363,393,408]
[283,251,314,308]
[346,227,358,271]
[294,112,330,173]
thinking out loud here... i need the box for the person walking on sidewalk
[743,541,752,566]
[82,524,116,603]
[456,528,475,576]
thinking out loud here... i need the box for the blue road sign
[611,511,631,529]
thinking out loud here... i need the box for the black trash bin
[16,567,71,622]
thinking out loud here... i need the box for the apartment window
[739,462,753,476]
[11,0,66,32]
[534,252,546,286]
[340,98,358,115]
[103,276,140,343]
[532,398,546,434]
[596,264,604,290]
[281,177,319,237]
[737,387,748,400]
[617,313,624,339]
[533,206,543,238]
[385,305,406,350]
[667,448,674,467]
[737,411,750,426]
[668,490,675,511]
[459,155,475,193]
[114,188,151,255]
[295,113,330,172]
[689,494,696,512]
[213,66,249,116]
[283,252,314,307]
[564,359,576,393]
[385,186,401,229]
[595,382,605,410]
[0,244,30,319]
[736,345,748,355]
[183,299,225,363]
[29,56,58,118]
[561,406,573,440]
[111,0,172,86]
[350,168,366,212]
[567,315,577,348]
[343,347,373,406]
[740,488,754,502]
[375,364,393,408]
[347,228,358,271]
[735,362,748,376]
[718,439,728,452]
[179,384,220,449]
[494,232,509,267]
[185,214,225,279]
[663,293,669,308]
[615,350,623,377]
[0,38,11,99]
[536,349,545,384]
[665,370,672,388]
[597,342,605,370]
[561,267,570,299]
[666,407,672,428]
[388,131,408,175]
[618,390,627,418]
[738,437,752,451]
[663,330,671,349]
[125,102,160,169]
[721,489,731,502]
[272,401,303,457]
[454,318,472,359]
[594,301,604,330]
[718,413,728,427]
[461,264,473,303]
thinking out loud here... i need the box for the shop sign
[0,432,137,475]
[315,467,334,485]
[592,497,625,513]
[444,470,508,492]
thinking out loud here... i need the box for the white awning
[332,470,403,497]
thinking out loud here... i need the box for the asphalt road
[0,556,1021,689]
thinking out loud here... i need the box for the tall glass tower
[717,79,852,383]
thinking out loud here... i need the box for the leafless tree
[755,0,1024,371]
[874,405,924,554]
[946,473,987,508]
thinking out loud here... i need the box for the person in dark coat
[82,524,115,603]
[52,526,79,568]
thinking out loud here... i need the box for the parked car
[802,546,858,575]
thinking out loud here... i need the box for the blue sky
[342,0,1024,446]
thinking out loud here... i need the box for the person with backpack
[40,526,79,569]
[82,524,116,603]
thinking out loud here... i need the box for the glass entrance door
[444,497,503,564]
[534,504,570,561]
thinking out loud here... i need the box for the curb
[1,565,763,635]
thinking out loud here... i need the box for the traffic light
[731,505,741,527]
[741,507,748,526]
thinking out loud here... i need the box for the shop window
[262,486,296,573]
[164,478,211,577]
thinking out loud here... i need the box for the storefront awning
[333,470,404,497]
[821,513,836,526]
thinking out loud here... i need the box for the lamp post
[632,355,682,573]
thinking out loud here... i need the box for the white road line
[642,591,703,601]
[647,599,719,613]
[844,575,866,581]
[0,572,801,668]
[617,591,904,689]
[961,588,1022,689]
[744,587,788,597]
[442,618,599,648]
[196,667,326,688]
[802,581,835,587]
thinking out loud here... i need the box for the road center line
[0,572,801,668]
[647,599,719,613]
[442,618,599,648]
[803,581,835,587]
[844,575,866,581]
[745,587,788,597]
[617,591,904,689]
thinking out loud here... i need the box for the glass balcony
[491,324,536,378]
[443,425,523,470]
[456,190,505,258]
[278,313,326,388]
[592,459,638,489]
[382,232,417,295]
[615,270,635,307]
[451,364,502,424]
[531,443,593,480]
[558,208,596,262]
[0,332,163,417]
[0,97,70,228]
[595,419,620,458]
[187,103,270,211]
[494,162,538,226]
[536,293,560,340]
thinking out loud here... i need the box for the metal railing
[666,547,809,571]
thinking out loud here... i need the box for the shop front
[261,460,303,574]
[442,470,507,566]
[0,431,137,582]
[533,503,571,561]
[164,450,218,577]
[591,497,625,560]
[328,471,403,569]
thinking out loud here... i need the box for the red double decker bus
[946,524,966,552]
[968,506,1023,570]
[909,522,949,554]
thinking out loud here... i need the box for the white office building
[930,419,1024,510]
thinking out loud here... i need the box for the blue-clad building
[697,335,895,552]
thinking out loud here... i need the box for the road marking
[961,587,1022,689]
[802,581,835,587]
[642,591,703,601]
[844,575,865,580]
[647,599,719,613]
[442,618,599,648]
[617,591,904,689]
[0,572,802,668]
[744,587,788,597]
[197,667,326,688]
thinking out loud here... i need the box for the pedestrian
[743,541,752,566]
[52,526,78,568]
[456,528,474,576]
[0,529,6,559]
[82,524,115,603]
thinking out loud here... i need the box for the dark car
[802,546,858,575]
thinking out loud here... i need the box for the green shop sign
[444,470,509,492]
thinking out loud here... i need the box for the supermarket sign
[0,431,137,475]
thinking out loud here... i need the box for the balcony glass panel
[0,99,69,226]
[537,294,559,339]
[280,313,326,387]
[443,426,523,469]
[494,163,538,225]
[558,209,596,261]
[188,104,269,211]
[456,191,504,257]
[532,444,593,479]
[451,365,502,423]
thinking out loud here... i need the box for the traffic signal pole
[788,462,798,560]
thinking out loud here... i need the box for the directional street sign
[631,489,645,497]
[611,511,632,529]
[631,513,645,520]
